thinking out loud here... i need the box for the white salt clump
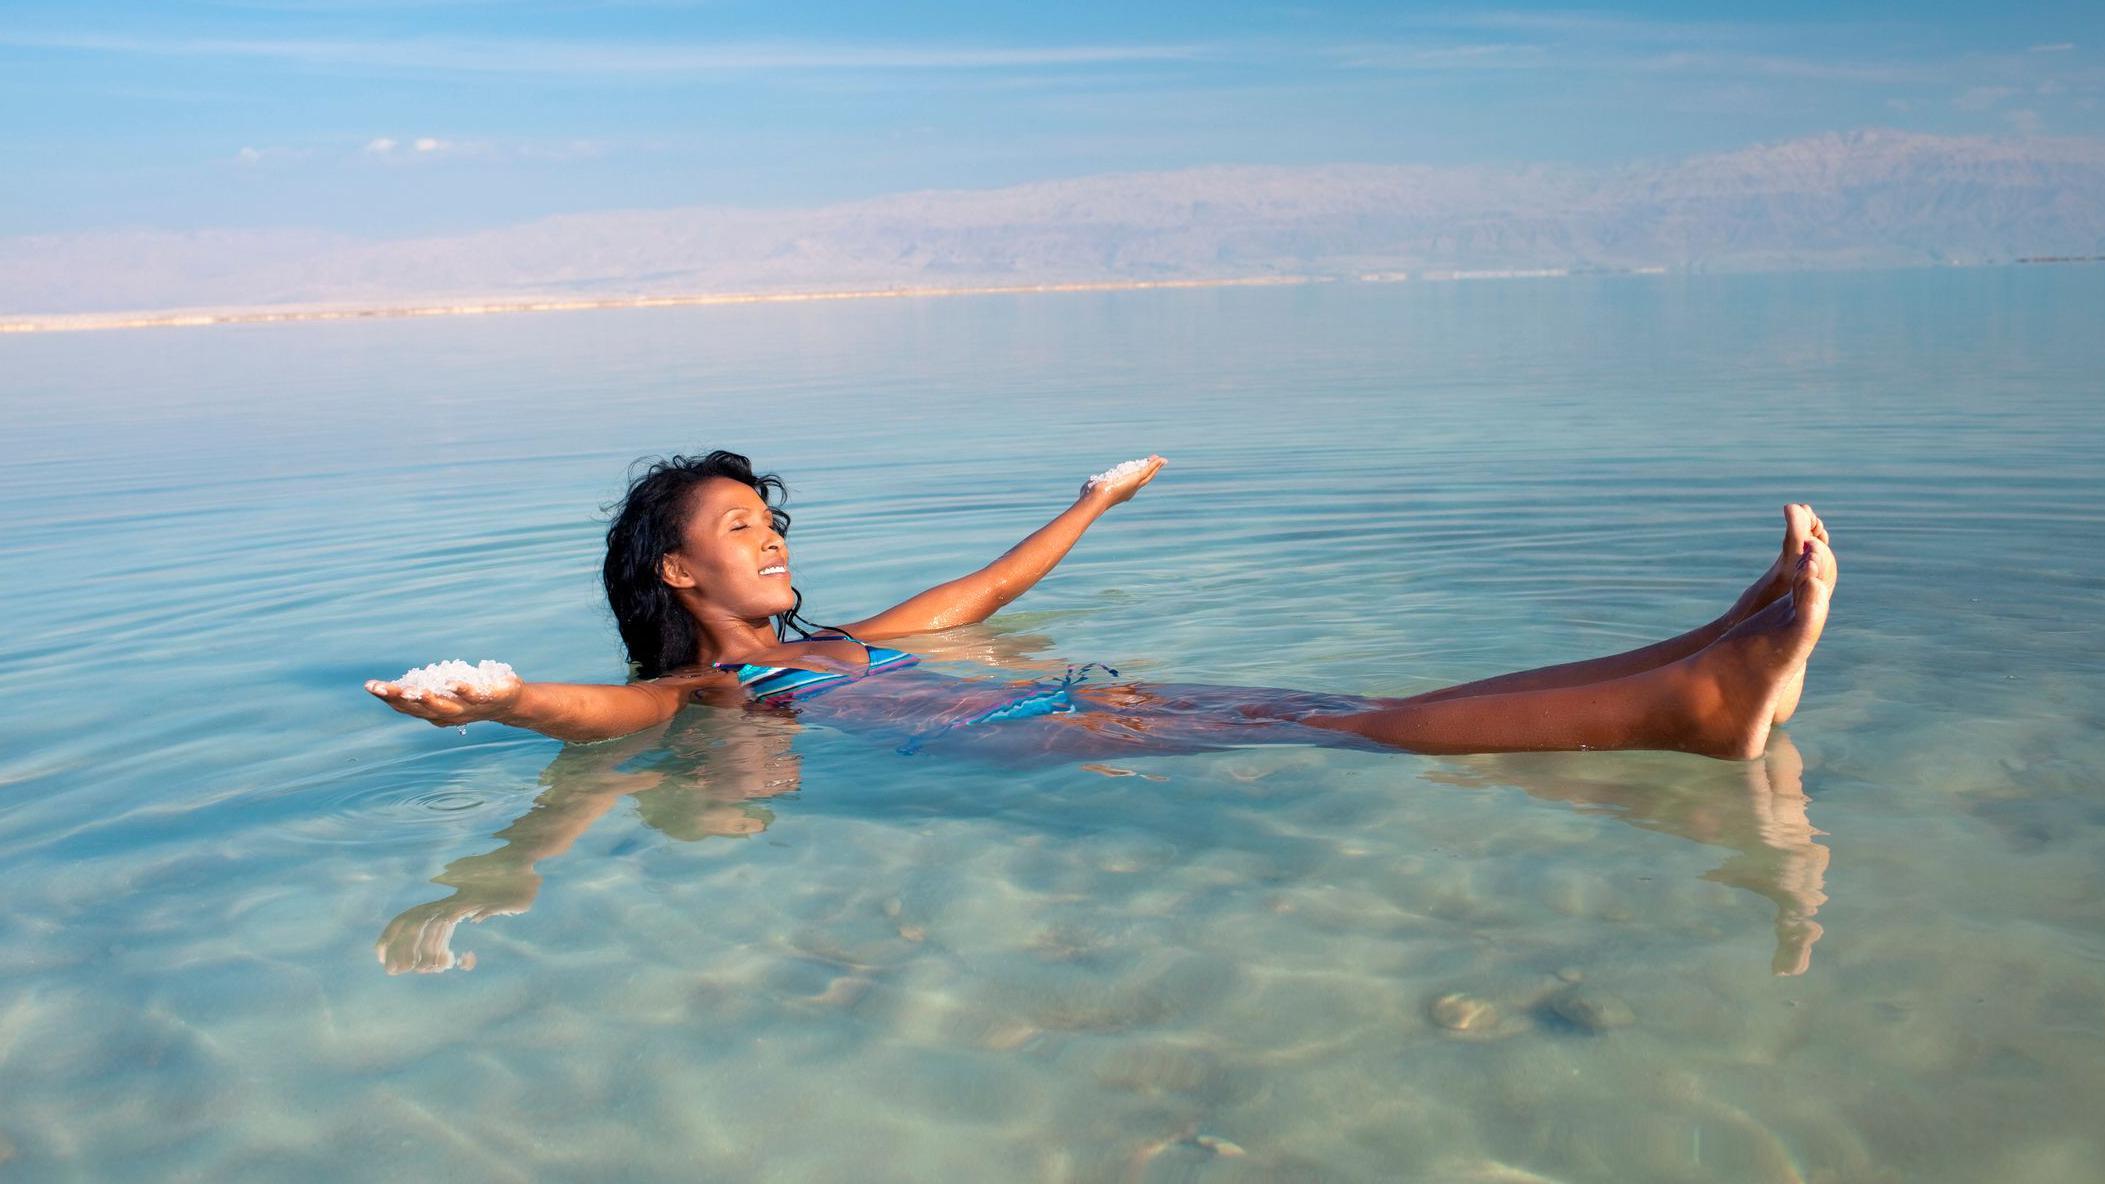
[392,659,517,701]
[1083,456,1154,493]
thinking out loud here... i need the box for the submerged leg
[1309,538,1834,760]
[1405,504,1829,720]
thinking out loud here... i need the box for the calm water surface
[3,271,2102,1181]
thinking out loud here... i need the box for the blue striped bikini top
[714,633,919,704]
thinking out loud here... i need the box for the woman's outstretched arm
[842,456,1164,641]
[366,670,719,743]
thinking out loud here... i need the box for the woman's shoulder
[638,664,748,691]
[638,664,751,708]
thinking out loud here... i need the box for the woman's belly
[774,667,1392,760]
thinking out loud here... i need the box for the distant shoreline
[14,257,2086,336]
[0,276,1326,336]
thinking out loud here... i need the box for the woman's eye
[730,524,749,532]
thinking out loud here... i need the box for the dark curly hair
[603,451,826,679]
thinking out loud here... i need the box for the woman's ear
[660,552,698,589]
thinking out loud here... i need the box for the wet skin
[368,463,1840,972]
[368,467,1834,764]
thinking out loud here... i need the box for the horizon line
[13,258,2100,337]
[0,276,1324,336]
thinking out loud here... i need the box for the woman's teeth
[759,565,788,576]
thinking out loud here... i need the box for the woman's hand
[840,455,1169,640]
[365,669,524,728]
[1079,454,1167,508]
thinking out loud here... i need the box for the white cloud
[230,135,579,166]
[368,135,472,160]
[232,144,313,165]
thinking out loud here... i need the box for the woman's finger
[387,694,462,722]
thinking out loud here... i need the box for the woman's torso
[711,637,1390,759]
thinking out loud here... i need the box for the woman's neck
[685,609,781,667]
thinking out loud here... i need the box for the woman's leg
[1307,538,1833,760]
[1403,505,1828,710]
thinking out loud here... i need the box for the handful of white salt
[391,659,517,701]
[1082,456,1156,496]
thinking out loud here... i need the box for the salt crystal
[391,659,517,701]
[1083,456,1154,492]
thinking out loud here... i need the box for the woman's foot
[1727,504,1828,724]
[1726,504,1830,627]
[1769,658,1809,727]
[1678,537,1835,760]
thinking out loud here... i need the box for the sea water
[2,270,2102,1181]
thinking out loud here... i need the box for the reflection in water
[382,700,1827,976]
[1423,732,1830,975]
[891,620,1067,675]
[376,711,803,974]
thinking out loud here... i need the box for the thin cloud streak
[1332,41,1924,84]
[0,31,1205,75]
[1331,43,1551,71]
[1636,51,1923,84]
[1418,9,1761,43]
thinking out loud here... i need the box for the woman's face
[662,477,796,620]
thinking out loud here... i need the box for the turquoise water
[3,270,2103,1181]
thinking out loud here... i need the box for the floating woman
[366,451,1834,763]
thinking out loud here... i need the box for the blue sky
[4,1,2098,236]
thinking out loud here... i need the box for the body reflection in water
[377,622,1062,974]
[1423,732,1829,975]
[383,627,1829,976]
[377,710,802,974]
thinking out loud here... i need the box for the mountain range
[5,129,2103,318]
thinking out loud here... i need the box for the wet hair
[603,450,827,679]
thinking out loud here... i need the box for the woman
[366,451,1834,760]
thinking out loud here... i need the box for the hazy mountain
[5,130,2102,317]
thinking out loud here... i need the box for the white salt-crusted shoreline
[0,277,1317,336]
